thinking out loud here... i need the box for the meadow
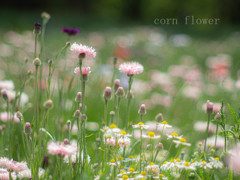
[0,12,240,179]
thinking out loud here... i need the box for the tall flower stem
[81,80,86,172]
[104,100,108,126]
[116,97,121,126]
[150,139,153,162]
[34,66,39,132]
[214,122,219,149]
[204,114,210,152]
[78,59,83,91]
[126,76,133,129]
[111,57,117,88]
[140,128,143,171]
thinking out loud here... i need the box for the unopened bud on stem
[103,87,112,101]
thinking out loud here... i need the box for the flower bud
[34,22,41,34]
[114,79,120,92]
[0,126,2,132]
[75,92,82,103]
[48,59,53,67]
[113,57,118,65]
[74,110,81,119]
[115,87,125,97]
[24,122,32,134]
[44,99,53,110]
[1,89,8,100]
[79,103,87,112]
[138,104,146,115]
[16,111,23,120]
[155,113,163,122]
[41,12,51,23]
[155,143,163,151]
[103,87,112,101]
[64,138,70,145]
[81,114,87,122]
[215,112,221,120]
[33,57,41,66]
[67,120,71,126]
[206,100,213,114]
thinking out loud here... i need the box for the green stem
[104,100,108,126]
[214,122,218,149]
[140,128,143,171]
[116,98,121,126]
[126,76,133,129]
[204,114,210,152]
[81,80,86,172]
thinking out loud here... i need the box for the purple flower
[62,27,79,36]
[34,22,41,33]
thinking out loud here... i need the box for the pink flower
[202,102,222,113]
[194,121,216,134]
[227,144,240,174]
[0,112,20,123]
[198,136,225,149]
[119,62,144,76]
[74,67,91,77]
[0,168,17,180]
[0,157,28,173]
[118,137,131,147]
[106,137,116,146]
[70,42,96,58]
[47,141,77,157]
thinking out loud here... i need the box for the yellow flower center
[184,162,190,166]
[128,156,133,159]
[179,137,186,143]
[138,122,144,126]
[170,159,174,163]
[119,157,124,160]
[109,123,117,128]
[161,161,167,165]
[159,174,165,177]
[149,162,155,165]
[202,160,206,164]
[120,130,127,135]
[120,165,124,169]
[162,121,168,125]
[99,172,103,175]
[141,171,147,175]
[148,132,155,137]
[129,168,134,172]
[215,157,220,161]
[122,175,129,179]
[175,158,180,162]
[120,170,126,174]
[110,159,115,163]
[171,132,178,137]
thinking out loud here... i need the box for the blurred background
[1,0,240,161]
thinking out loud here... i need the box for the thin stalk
[204,114,210,152]
[224,125,227,152]
[79,59,82,91]
[140,128,143,171]
[126,76,133,129]
[81,80,86,172]
[214,122,219,149]
[116,98,121,126]
[150,139,153,162]
[153,150,159,162]
[104,100,108,126]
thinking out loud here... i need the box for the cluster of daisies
[0,157,45,179]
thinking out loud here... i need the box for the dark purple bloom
[62,27,79,36]
[34,22,41,34]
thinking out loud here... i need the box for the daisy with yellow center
[158,120,172,128]
[119,157,124,160]
[143,132,160,139]
[120,130,127,135]
[183,161,196,171]
[141,171,147,176]
[132,122,149,129]
[159,174,165,177]
[209,157,223,169]
[108,158,119,166]
[149,162,155,166]
[173,137,191,147]
[110,123,117,128]
[129,168,135,172]
[122,175,129,179]
[167,132,183,140]
[184,161,190,166]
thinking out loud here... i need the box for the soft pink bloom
[0,80,14,90]
[47,141,77,157]
[18,168,45,179]
[74,67,91,76]
[202,102,222,113]
[118,137,131,147]
[194,121,216,133]
[70,42,96,58]
[0,157,28,173]
[227,144,240,173]
[106,137,116,146]
[0,112,20,123]
[0,168,16,180]
[198,136,225,149]
[119,62,144,76]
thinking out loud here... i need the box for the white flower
[167,132,182,140]
[142,132,160,139]
[145,163,160,176]
[158,121,172,128]
[180,161,196,171]
[132,122,149,129]
[107,159,120,166]
[173,138,191,148]
[208,157,223,169]
[70,42,96,58]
